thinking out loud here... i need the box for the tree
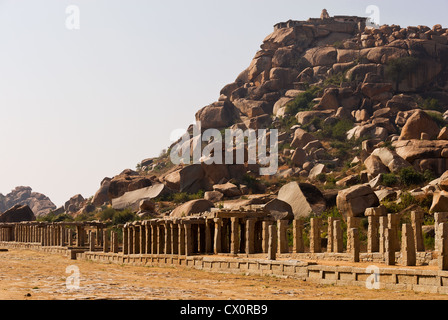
[385,57,420,92]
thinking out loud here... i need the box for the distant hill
[0,186,56,217]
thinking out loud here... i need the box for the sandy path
[0,249,447,300]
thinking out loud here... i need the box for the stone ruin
[3,207,448,294]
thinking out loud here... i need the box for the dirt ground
[0,249,447,300]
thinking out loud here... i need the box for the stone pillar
[261,221,272,254]
[333,220,343,253]
[128,226,134,255]
[347,217,361,230]
[89,232,95,252]
[435,213,448,251]
[388,214,400,252]
[268,225,277,260]
[204,219,212,254]
[438,223,448,270]
[157,223,165,255]
[348,228,359,263]
[151,223,158,255]
[379,216,388,254]
[327,217,335,253]
[293,220,304,253]
[401,223,416,266]
[310,218,321,253]
[277,220,288,254]
[60,226,66,247]
[133,225,140,254]
[230,218,240,255]
[367,216,380,253]
[144,222,151,254]
[112,231,119,253]
[185,224,193,256]
[178,222,185,256]
[140,224,146,255]
[246,219,256,254]
[411,211,424,252]
[385,228,395,266]
[172,221,179,255]
[122,226,129,255]
[214,218,222,254]
[103,230,109,253]
[164,222,172,255]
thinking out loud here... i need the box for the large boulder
[430,191,448,213]
[399,110,440,141]
[64,194,86,214]
[364,154,390,176]
[92,177,112,207]
[290,128,316,149]
[170,199,214,218]
[303,47,337,67]
[371,147,412,173]
[111,183,171,211]
[264,199,294,221]
[212,182,241,198]
[195,101,237,130]
[108,170,153,200]
[0,186,56,217]
[336,184,380,219]
[0,205,36,223]
[277,182,326,219]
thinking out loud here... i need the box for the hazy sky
[0,0,446,207]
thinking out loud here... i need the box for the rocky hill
[0,186,56,217]
[54,10,448,226]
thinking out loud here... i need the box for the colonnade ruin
[3,207,448,294]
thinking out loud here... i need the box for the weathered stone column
[310,218,322,253]
[348,228,359,262]
[327,217,335,253]
[366,207,387,253]
[164,221,172,255]
[385,228,395,266]
[333,220,343,253]
[388,213,400,252]
[112,231,119,253]
[157,222,165,255]
[103,230,109,253]
[184,223,193,256]
[268,224,277,260]
[261,221,272,254]
[151,222,158,255]
[435,213,448,253]
[139,224,146,255]
[293,220,304,253]
[438,223,448,270]
[205,219,215,253]
[214,218,222,254]
[144,222,151,254]
[178,222,185,256]
[230,218,240,255]
[379,216,388,254]
[89,232,95,252]
[128,226,135,255]
[246,219,256,254]
[172,221,179,255]
[277,220,288,254]
[411,211,424,252]
[122,226,129,255]
[401,223,416,266]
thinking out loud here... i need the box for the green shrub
[421,97,445,113]
[382,173,398,187]
[112,208,139,225]
[386,57,420,91]
[399,167,425,187]
[285,86,321,115]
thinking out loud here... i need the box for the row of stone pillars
[0,222,106,248]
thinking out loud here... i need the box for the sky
[0,0,446,207]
